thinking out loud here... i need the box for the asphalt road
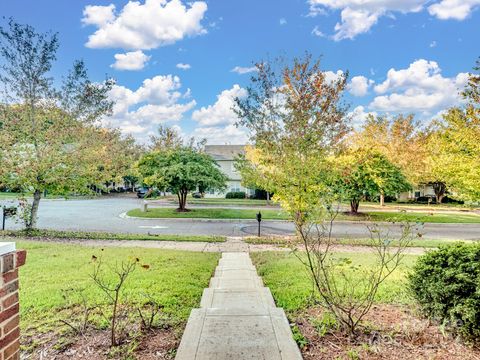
[1,198,480,240]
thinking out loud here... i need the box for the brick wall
[0,250,26,360]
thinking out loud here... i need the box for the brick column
[0,243,26,360]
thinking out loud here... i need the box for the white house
[204,145,254,198]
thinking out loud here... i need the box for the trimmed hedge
[409,243,480,340]
[225,191,246,199]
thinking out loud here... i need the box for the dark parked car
[136,187,149,198]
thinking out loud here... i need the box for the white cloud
[348,76,374,97]
[428,0,480,20]
[82,4,116,26]
[348,105,377,128]
[83,0,208,50]
[279,18,287,25]
[192,125,249,145]
[111,50,151,70]
[307,0,480,40]
[231,66,257,75]
[430,40,437,48]
[311,26,326,37]
[369,59,469,113]
[323,70,344,83]
[176,63,191,70]
[105,74,195,137]
[192,85,247,126]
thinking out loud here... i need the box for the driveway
[1,197,480,240]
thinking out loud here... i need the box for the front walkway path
[176,252,302,359]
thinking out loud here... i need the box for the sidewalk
[176,252,302,359]
[11,237,428,255]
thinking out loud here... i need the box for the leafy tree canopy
[0,19,115,228]
[136,148,228,211]
[429,107,480,202]
[335,150,411,213]
[235,54,349,219]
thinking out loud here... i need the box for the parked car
[136,187,149,198]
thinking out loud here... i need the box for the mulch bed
[21,328,179,360]
[297,304,480,359]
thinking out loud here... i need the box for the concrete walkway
[176,252,302,359]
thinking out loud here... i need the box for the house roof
[205,145,246,161]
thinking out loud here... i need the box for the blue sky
[2,0,479,144]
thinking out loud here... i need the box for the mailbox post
[256,211,262,237]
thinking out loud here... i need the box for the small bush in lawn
[225,191,246,199]
[409,243,480,341]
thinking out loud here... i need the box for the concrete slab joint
[176,251,302,359]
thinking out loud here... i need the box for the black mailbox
[2,206,17,231]
[4,207,17,217]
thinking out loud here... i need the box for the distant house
[398,184,436,201]
[204,145,254,198]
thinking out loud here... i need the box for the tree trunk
[177,190,189,211]
[27,190,41,230]
[350,199,360,214]
[266,192,270,205]
[380,192,385,207]
[432,182,446,204]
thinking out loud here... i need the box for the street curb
[120,212,291,223]
[120,212,480,226]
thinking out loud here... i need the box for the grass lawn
[2,229,225,242]
[0,192,94,200]
[359,211,480,223]
[0,192,20,199]
[251,251,417,312]
[128,207,287,220]
[128,207,480,223]
[18,241,220,347]
[245,236,473,248]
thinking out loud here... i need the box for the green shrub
[409,243,480,340]
[225,191,246,199]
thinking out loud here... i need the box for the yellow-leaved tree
[234,54,348,221]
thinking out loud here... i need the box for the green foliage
[234,54,349,219]
[290,324,308,349]
[336,150,411,212]
[1,229,225,242]
[409,243,480,340]
[310,312,338,337]
[136,148,228,210]
[225,191,246,199]
[429,108,480,202]
[0,19,116,228]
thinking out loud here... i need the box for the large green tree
[136,148,228,211]
[429,108,480,202]
[425,58,480,203]
[0,19,114,228]
[336,150,411,213]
